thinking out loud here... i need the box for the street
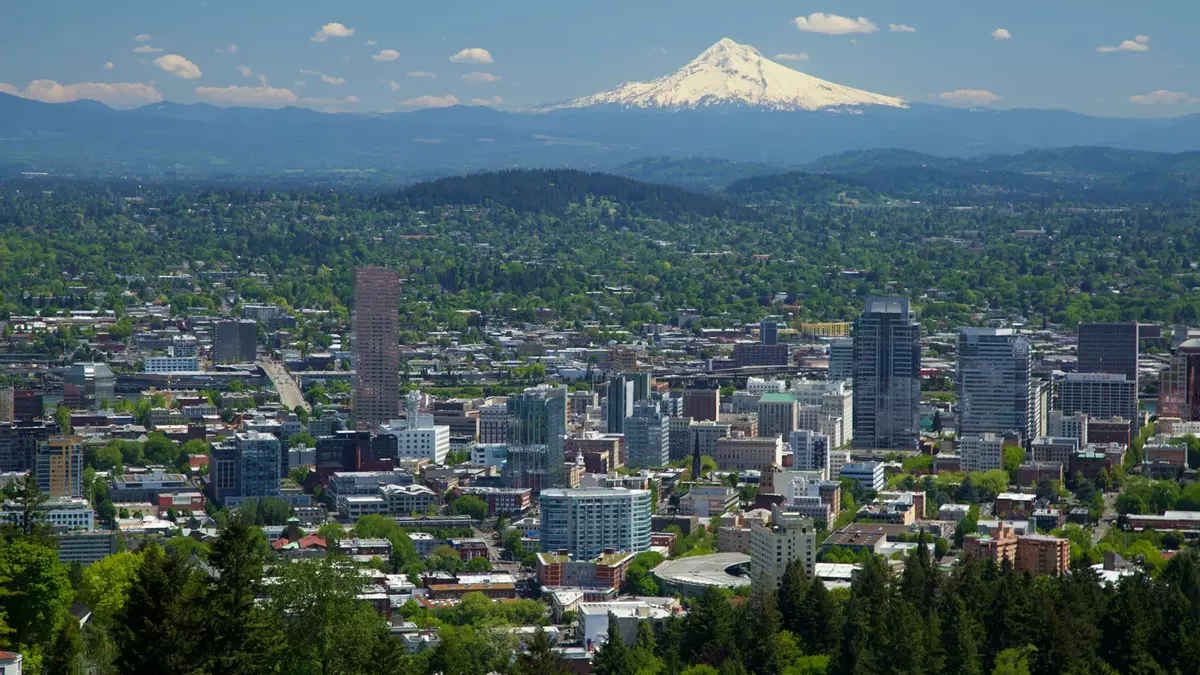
[258,358,311,412]
[1092,492,1119,545]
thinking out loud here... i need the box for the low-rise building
[459,486,533,517]
[1016,534,1070,576]
[536,550,635,591]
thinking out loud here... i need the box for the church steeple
[691,430,702,481]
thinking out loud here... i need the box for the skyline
[1,0,1198,117]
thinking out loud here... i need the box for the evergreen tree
[777,559,810,635]
[515,627,568,675]
[682,588,738,666]
[44,615,82,675]
[630,621,664,675]
[940,595,982,675]
[899,538,936,615]
[797,571,840,655]
[203,517,283,675]
[113,543,203,675]
[594,617,634,675]
[742,581,784,675]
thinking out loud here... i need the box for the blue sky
[1,0,1197,116]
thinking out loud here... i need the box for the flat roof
[651,553,750,589]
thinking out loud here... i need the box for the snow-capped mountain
[548,38,907,112]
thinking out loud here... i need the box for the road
[1092,492,1119,545]
[258,358,310,412]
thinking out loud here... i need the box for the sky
[1,0,1197,117]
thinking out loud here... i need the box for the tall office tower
[63,362,115,409]
[0,421,53,472]
[851,298,921,450]
[36,435,83,497]
[789,429,830,476]
[624,372,651,402]
[234,431,282,501]
[757,392,799,439]
[538,487,652,559]
[605,376,635,434]
[1057,373,1137,424]
[668,417,695,461]
[957,328,1033,441]
[828,338,855,381]
[750,504,816,587]
[1077,322,1139,388]
[1159,338,1200,420]
[760,316,779,346]
[213,319,258,364]
[682,388,720,422]
[505,384,568,490]
[353,267,401,430]
[625,401,669,469]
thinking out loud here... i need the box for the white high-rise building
[380,415,450,464]
[958,433,1006,472]
[747,377,786,396]
[792,379,853,447]
[788,429,830,477]
[1047,411,1088,446]
[750,504,816,588]
[539,487,652,559]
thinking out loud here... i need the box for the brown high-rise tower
[353,267,401,430]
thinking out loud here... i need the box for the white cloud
[939,89,1001,105]
[215,45,238,55]
[0,79,162,105]
[773,52,809,62]
[1128,89,1196,105]
[154,54,202,80]
[294,80,306,87]
[103,61,114,71]
[402,94,459,108]
[194,84,299,106]
[889,24,916,33]
[408,71,437,79]
[372,49,400,62]
[384,79,401,92]
[311,22,354,42]
[299,69,345,85]
[300,95,360,105]
[792,13,877,35]
[449,48,493,64]
[1098,36,1150,53]
[133,34,152,43]
[366,40,377,46]
[470,96,503,107]
[133,45,164,54]
[237,65,253,78]
[463,71,500,83]
[992,28,1012,40]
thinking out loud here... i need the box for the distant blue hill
[3,92,1200,178]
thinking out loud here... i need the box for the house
[0,651,22,675]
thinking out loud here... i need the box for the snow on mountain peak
[549,37,906,112]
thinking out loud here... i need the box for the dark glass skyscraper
[504,384,568,489]
[1077,322,1139,388]
[851,297,921,450]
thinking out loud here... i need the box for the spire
[691,430,702,481]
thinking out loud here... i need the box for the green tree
[44,615,83,675]
[448,494,488,520]
[2,471,50,539]
[593,617,634,675]
[270,556,387,675]
[79,550,141,623]
[113,543,204,675]
[514,627,568,675]
[991,646,1036,675]
[204,517,283,675]
[0,539,73,647]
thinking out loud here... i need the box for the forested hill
[398,169,756,220]
[723,172,883,205]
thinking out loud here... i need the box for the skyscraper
[605,376,634,434]
[36,435,83,497]
[504,384,568,490]
[1077,322,1139,388]
[957,328,1033,441]
[851,297,921,450]
[538,487,652,559]
[353,267,401,430]
[760,316,779,346]
[828,338,855,381]
[213,319,258,364]
[625,401,669,469]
